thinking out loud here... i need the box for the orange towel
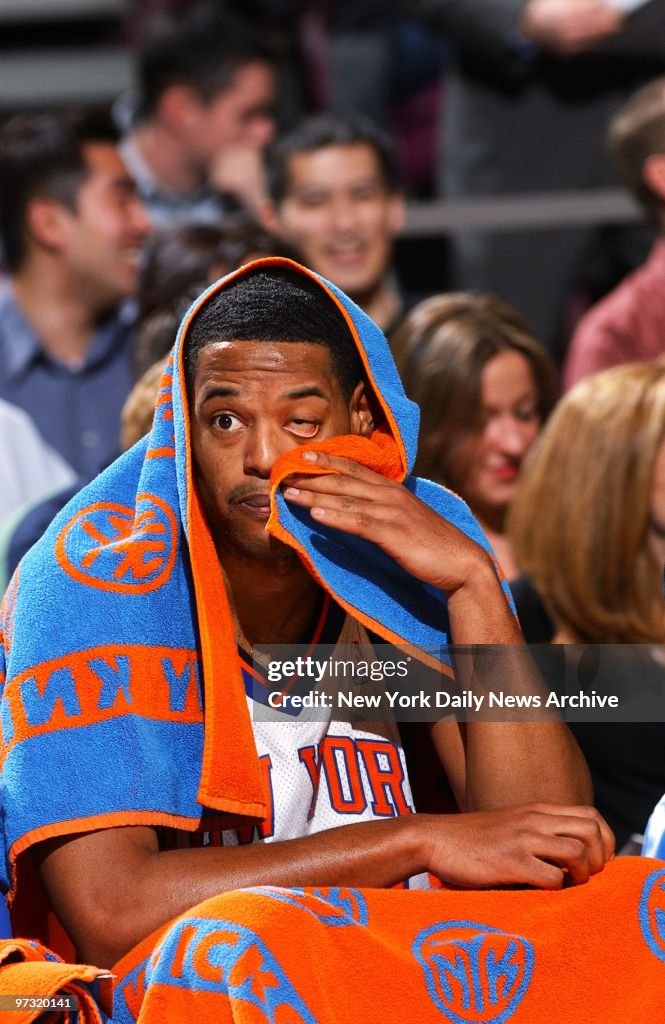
[0,938,112,1023]
[112,857,665,1024]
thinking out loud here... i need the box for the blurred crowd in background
[2,0,665,846]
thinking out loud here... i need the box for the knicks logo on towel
[56,494,178,593]
[248,887,369,927]
[413,920,535,1024]
[136,916,318,1024]
[639,868,665,963]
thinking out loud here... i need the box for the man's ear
[259,199,283,237]
[349,381,374,437]
[158,85,205,134]
[24,196,72,255]
[643,153,665,204]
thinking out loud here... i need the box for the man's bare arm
[440,563,592,809]
[283,452,592,809]
[37,802,612,969]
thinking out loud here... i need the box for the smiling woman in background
[392,292,557,581]
[508,362,665,848]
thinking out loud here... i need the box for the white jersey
[163,597,430,888]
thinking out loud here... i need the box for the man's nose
[247,113,276,149]
[243,422,285,478]
[331,196,357,232]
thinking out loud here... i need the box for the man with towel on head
[2,259,664,1023]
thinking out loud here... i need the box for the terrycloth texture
[0,257,505,951]
[112,858,665,1024]
[269,432,506,649]
[0,938,112,1023]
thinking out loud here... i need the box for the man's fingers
[309,504,382,537]
[283,472,375,498]
[300,451,389,483]
[530,834,592,886]
[525,858,566,890]
[528,804,615,864]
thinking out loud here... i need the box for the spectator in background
[392,293,557,582]
[0,400,76,527]
[0,109,150,478]
[417,0,665,356]
[0,215,288,589]
[121,6,276,227]
[262,113,410,334]
[134,214,289,379]
[508,362,665,848]
[564,77,665,389]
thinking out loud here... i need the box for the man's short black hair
[137,6,272,120]
[266,112,401,205]
[0,108,119,272]
[185,267,364,399]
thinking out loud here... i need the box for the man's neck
[130,121,206,195]
[12,266,104,366]
[221,550,322,649]
[353,278,402,333]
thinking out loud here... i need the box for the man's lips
[235,494,272,518]
[325,242,367,265]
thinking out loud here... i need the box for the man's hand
[283,450,594,812]
[519,0,623,55]
[208,144,269,214]
[36,803,614,965]
[422,803,615,889]
[283,451,493,597]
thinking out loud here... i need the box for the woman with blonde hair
[508,362,665,847]
[392,292,557,580]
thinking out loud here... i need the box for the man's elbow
[73,897,144,969]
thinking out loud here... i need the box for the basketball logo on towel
[56,494,178,593]
[248,886,369,927]
[639,868,665,963]
[413,920,535,1024]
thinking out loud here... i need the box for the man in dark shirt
[262,113,413,336]
[121,8,276,228]
[0,110,151,477]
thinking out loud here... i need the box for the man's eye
[297,193,326,208]
[286,420,319,438]
[213,413,241,432]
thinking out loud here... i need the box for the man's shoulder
[0,281,21,341]
[0,282,42,382]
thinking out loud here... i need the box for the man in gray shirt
[0,109,151,477]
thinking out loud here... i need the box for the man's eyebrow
[283,386,329,401]
[201,385,240,403]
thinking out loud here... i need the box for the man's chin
[230,529,296,563]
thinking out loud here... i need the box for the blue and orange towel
[0,257,503,952]
[1,258,664,1020]
[111,858,665,1024]
[0,938,112,1023]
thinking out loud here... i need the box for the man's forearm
[38,816,425,969]
[445,561,592,809]
[39,796,611,970]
